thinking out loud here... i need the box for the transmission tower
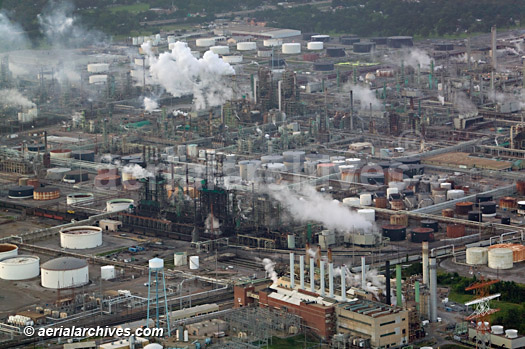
[464,277,500,349]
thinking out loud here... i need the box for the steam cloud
[261,258,278,284]
[400,48,431,70]
[0,89,35,109]
[268,185,373,234]
[0,12,30,51]
[142,41,235,110]
[342,83,382,111]
[144,97,159,112]
[452,91,478,116]
[122,164,152,179]
[205,213,221,233]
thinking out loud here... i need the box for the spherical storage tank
[107,198,134,212]
[0,243,18,261]
[210,45,230,55]
[41,257,89,289]
[60,226,103,249]
[488,248,514,269]
[282,43,301,54]
[196,38,215,47]
[466,247,488,265]
[0,255,40,280]
[8,186,34,199]
[307,42,324,50]
[237,42,257,51]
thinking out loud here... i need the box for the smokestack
[422,241,429,285]
[290,253,295,289]
[491,26,497,70]
[361,256,366,290]
[278,80,282,112]
[299,255,305,289]
[429,257,438,322]
[385,261,391,305]
[415,280,420,312]
[327,248,333,263]
[44,131,47,152]
[329,262,334,297]
[253,77,257,103]
[350,91,354,130]
[316,246,321,267]
[320,260,326,296]
[341,266,347,301]
[310,258,315,293]
[396,264,402,307]
[305,243,310,264]
[466,37,471,70]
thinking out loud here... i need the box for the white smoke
[144,97,159,112]
[142,41,235,110]
[452,91,478,116]
[333,264,385,300]
[261,258,278,284]
[307,248,317,258]
[0,89,35,108]
[0,12,30,51]
[122,164,152,179]
[400,48,431,70]
[204,213,221,232]
[342,83,382,111]
[489,90,525,110]
[268,184,373,234]
[173,110,188,117]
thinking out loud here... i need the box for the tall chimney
[341,266,347,301]
[327,248,333,263]
[415,280,420,312]
[299,255,305,289]
[278,80,282,112]
[422,241,429,285]
[396,264,402,307]
[320,260,326,296]
[429,257,438,322]
[310,258,315,293]
[385,261,391,305]
[305,243,310,264]
[316,246,321,267]
[491,26,497,70]
[290,253,295,289]
[329,263,334,297]
[361,256,366,290]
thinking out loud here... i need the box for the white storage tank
[488,248,514,270]
[60,226,103,250]
[447,189,465,200]
[222,55,243,63]
[174,252,188,266]
[149,258,164,269]
[189,256,199,270]
[282,43,301,54]
[505,329,518,338]
[196,38,215,47]
[307,42,324,50]
[0,243,18,261]
[440,182,452,190]
[187,144,198,158]
[342,197,360,207]
[66,192,94,205]
[89,75,107,84]
[41,257,89,289]
[100,265,115,280]
[210,45,230,55]
[360,193,372,206]
[106,198,134,212]
[263,39,282,47]
[466,247,488,265]
[87,63,109,73]
[386,188,399,197]
[0,255,39,280]
[357,209,375,223]
[491,325,504,334]
[237,42,257,51]
[239,160,261,181]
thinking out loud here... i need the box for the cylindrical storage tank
[60,226,103,249]
[440,182,452,190]
[375,196,388,208]
[210,45,230,55]
[360,172,385,185]
[269,58,286,67]
[357,209,375,223]
[491,325,504,335]
[480,201,496,215]
[63,170,89,183]
[476,193,493,204]
[421,220,439,232]
[95,174,122,189]
[518,201,525,215]
[466,247,488,265]
[221,55,243,63]
[342,197,360,207]
[506,330,518,339]
[326,48,345,57]
[33,187,60,200]
[287,234,296,249]
[499,197,517,211]
[446,224,465,238]
[283,151,305,163]
[317,163,337,177]
[411,228,434,243]
[501,216,511,225]
[488,248,513,270]
[0,255,39,280]
[18,177,29,186]
[237,42,256,51]
[282,43,301,54]
[8,186,34,199]
[189,256,199,270]
[489,244,525,263]
[390,199,405,211]
[313,61,334,71]
[50,149,72,159]
[359,193,372,206]
[447,189,465,200]
[0,244,18,261]
[174,252,187,267]
[100,265,115,280]
[311,34,330,42]
[66,193,94,205]
[442,209,455,218]
[468,211,482,222]
[258,49,273,58]
[390,214,408,226]
[307,41,324,50]
[47,167,71,180]
[456,202,474,215]
[196,38,215,47]
[88,75,107,84]
[239,160,261,181]
[387,36,413,48]
[71,150,95,162]
[340,37,360,45]
[266,163,287,172]
[41,257,89,289]
[149,258,164,269]
[27,178,40,188]
[106,198,134,212]
[186,144,198,158]
[353,42,375,53]
[370,37,388,45]
[263,39,282,47]
[382,225,406,241]
[386,187,399,197]
[340,166,360,182]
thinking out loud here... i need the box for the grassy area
[447,289,517,323]
[109,3,150,14]
[447,290,473,305]
[268,334,319,349]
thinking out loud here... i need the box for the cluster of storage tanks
[7,178,60,201]
[0,243,40,281]
[466,244,525,269]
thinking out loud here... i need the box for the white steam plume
[205,213,221,232]
[122,164,152,179]
[452,91,478,116]
[142,41,235,110]
[261,258,278,284]
[0,89,35,108]
[144,97,159,112]
[400,48,431,70]
[267,184,373,234]
[342,83,382,111]
[0,12,30,51]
